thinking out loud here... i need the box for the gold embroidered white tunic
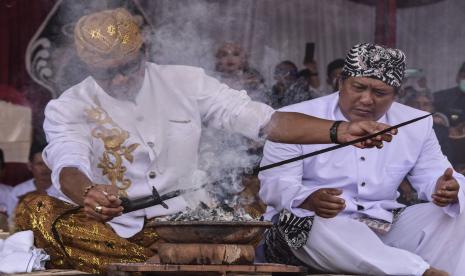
[43,63,275,238]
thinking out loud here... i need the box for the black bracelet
[330,121,343,144]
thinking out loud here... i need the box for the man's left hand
[432,168,460,207]
[338,121,397,149]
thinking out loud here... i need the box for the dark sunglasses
[89,52,144,80]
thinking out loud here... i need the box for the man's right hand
[299,188,346,218]
[83,184,124,222]
[60,168,124,222]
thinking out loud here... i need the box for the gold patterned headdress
[74,8,143,66]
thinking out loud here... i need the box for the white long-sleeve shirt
[259,92,465,222]
[43,63,275,238]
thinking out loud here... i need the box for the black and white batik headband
[342,43,406,88]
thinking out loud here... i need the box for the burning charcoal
[154,200,259,222]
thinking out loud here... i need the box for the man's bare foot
[423,267,449,276]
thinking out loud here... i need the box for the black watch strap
[330,121,343,144]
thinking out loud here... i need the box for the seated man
[259,43,465,276]
[7,142,60,217]
[15,9,394,274]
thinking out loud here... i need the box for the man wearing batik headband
[260,43,465,276]
[15,9,395,273]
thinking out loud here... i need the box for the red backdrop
[0,0,56,86]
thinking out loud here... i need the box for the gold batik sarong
[15,192,159,274]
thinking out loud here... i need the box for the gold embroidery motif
[121,34,130,44]
[85,105,139,197]
[90,29,102,39]
[107,24,116,36]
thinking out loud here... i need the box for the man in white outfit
[259,43,465,276]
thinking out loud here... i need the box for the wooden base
[107,263,307,276]
[9,269,90,276]
[158,243,255,265]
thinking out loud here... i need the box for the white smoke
[143,0,268,210]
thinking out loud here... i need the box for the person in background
[214,42,248,88]
[403,68,430,93]
[298,43,323,98]
[399,68,431,104]
[7,142,60,217]
[434,63,465,168]
[326,58,345,94]
[271,61,298,108]
[214,42,270,104]
[271,60,311,109]
[405,92,451,159]
[434,63,465,127]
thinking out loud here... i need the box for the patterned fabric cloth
[355,208,406,234]
[264,210,313,266]
[276,209,313,249]
[342,43,406,88]
[264,208,405,266]
[14,192,158,274]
